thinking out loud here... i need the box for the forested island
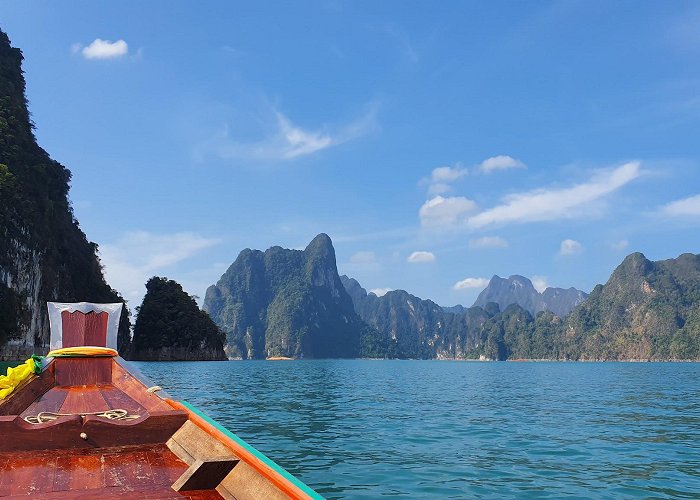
[129,277,226,361]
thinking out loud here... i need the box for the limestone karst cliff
[0,29,129,359]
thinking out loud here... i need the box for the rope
[23,408,140,425]
[146,385,162,393]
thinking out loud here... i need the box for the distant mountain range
[473,275,587,317]
[203,233,700,361]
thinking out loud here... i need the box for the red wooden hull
[0,356,319,499]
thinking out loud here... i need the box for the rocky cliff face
[342,250,700,360]
[0,29,129,359]
[203,234,368,359]
[562,252,700,360]
[341,275,501,359]
[473,275,587,317]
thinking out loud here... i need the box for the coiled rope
[23,408,140,425]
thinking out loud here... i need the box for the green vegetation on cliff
[0,29,130,356]
[561,252,700,360]
[204,234,373,359]
[344,252,700,361]
[131,277,226,361]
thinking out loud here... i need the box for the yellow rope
[23,408,140,425]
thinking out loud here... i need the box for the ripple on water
[134,360,700,498]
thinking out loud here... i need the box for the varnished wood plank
[184,490,225,500]
[20,387,70,419]
[0,415,87,452]
[81,411,188,447]
[7,454,57,496]
[0,446,225,499]
[55,358,112,386]
[173,458,239,492]
[0,455,10,497]
[100,385,146,414]
[35,486,186,499]
[103,450,154,488]
[111,361,172,412]
[59,387,110,415]
[61,310,108,348]
[147,448,189,486]
[53,454,104,492]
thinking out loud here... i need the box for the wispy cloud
[75,39,129,59]
[469,236,508,249]
[349,251,377,265]
[453,277,489,290]
[421,163,468,196]
[98,231,220,305]
[559,239,583,256]
[419,195,478,228]
[479,155,526,173]
[660,193,700,216]
[197,104,379,162]
[369,287,393,297]
[407,251,435,263]
[611,239,629,251]
[467,162,641,229]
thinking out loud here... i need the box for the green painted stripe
[179,400,324,499]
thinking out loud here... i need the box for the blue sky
[3,1,700,309]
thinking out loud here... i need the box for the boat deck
[0,358,225,498]
[0,444,223,499]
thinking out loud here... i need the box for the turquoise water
[133,360,700,498]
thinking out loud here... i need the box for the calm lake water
[130,360,700,499]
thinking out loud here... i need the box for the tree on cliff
[130,277,226,360]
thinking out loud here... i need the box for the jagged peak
[615,252,652,277]
[507,274,532,283]
[305,233,333,252]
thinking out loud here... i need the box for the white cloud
[427,183,452,196]
[407,251,435,263]
[431,164,468,183]
[369,287,392,297]
[559,239,583,256]
[453,277,490,290]
[479,155,526,173]
[611,239,629,251]
[661,193,700,216]
[531,276,548,293]
[98,231,220,306]
[349,251,377,265]
[422,163,468,196]
[275,112,333,158]
[468,162,641,229]
[419,195,478,228]
[469,236,508,249]
[80,39,129,59]
[198,105,379,162]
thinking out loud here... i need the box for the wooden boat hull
[0,356,321,499]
